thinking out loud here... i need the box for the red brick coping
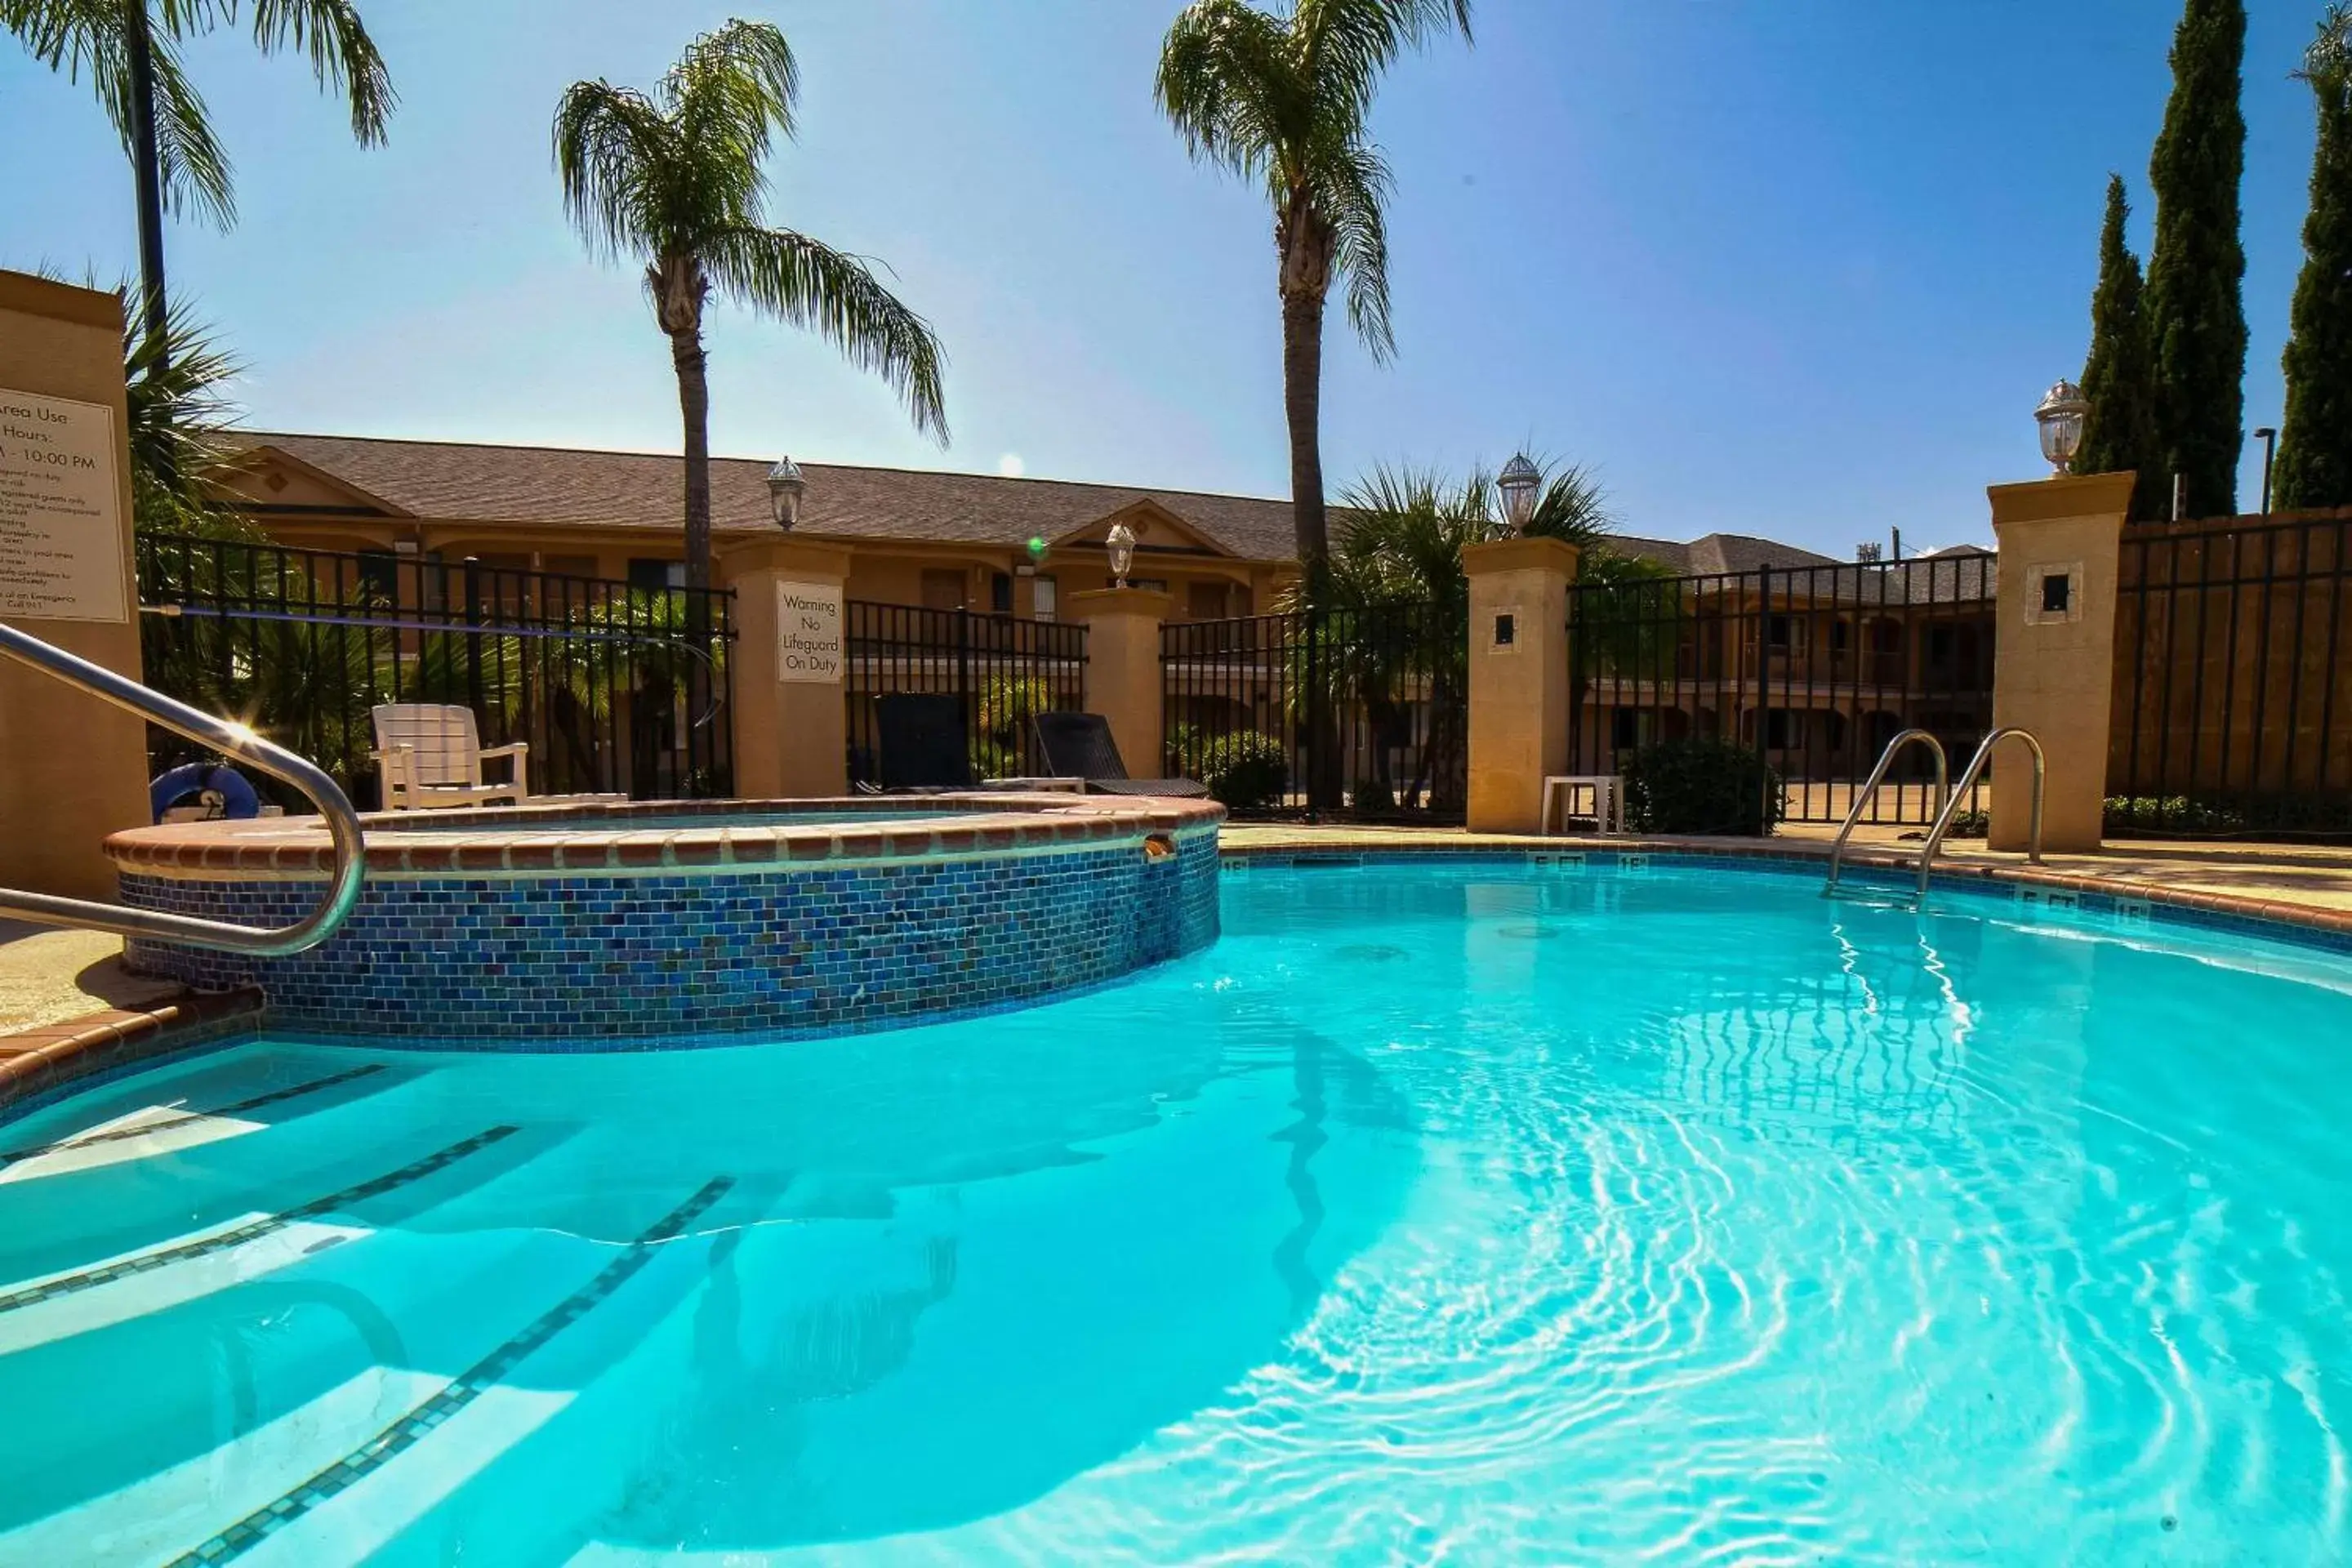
[1221,832,2352,942]
[105,795,1227,880]
[0,986,265,1116]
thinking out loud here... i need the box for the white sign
[0,389,128,623]
[776,580,843,683]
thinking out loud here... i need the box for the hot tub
[107,795,1223,1046]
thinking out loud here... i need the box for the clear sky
[0,1,2335,557]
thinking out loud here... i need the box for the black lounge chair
[874,693,975,791]
[1031,710,1209,798]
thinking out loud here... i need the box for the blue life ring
[150,763,261,822]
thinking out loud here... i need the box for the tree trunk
[1280,290,1330,583]
[1281,287,1343,810]
[670,322,714,590]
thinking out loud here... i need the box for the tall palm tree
[554,21,948,591]
[1156,0,1471,594]
[2,0,393,354]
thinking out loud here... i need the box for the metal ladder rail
[1825,728,1950,891]
[1915,727,2045,894]
[0,620,364,956]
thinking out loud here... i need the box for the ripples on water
[0,862,2347,1564]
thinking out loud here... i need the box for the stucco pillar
[1986,470,2135,853]
[1463,536,1581,834]
[1069,587,1171,776]
[0,273,152,900]
[718,536,853,798]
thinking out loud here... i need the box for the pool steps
[0,1094,737,1564]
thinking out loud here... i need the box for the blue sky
[0,2,2335,555]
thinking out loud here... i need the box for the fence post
[715,536,852,799]
[0,271,151,901]
[1987,470,2136,852]
[1463,536,1581,833]
[1070,586,1172,777]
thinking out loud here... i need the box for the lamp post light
[1106,523,1137,588]
[764,457,806,529]
[2253,426,2278,515]
[2034,381,2088,476]
[1497,452,1541,537]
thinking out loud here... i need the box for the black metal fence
[1161,604,1468,820]
[136,537,735,809]
[1564,558,1998,826]
[2111,512,2352,837]
[843,601,1087,783]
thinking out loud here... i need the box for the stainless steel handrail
[0,620,364,955]
[1917,726,2044,893]
[1825,728,1949,891]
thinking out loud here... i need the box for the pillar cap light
[1497,452,1541,535]
[765,457,807,528]
[2034,381,2088,476]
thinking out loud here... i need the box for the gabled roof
[234,432,1302,560]
[1608,532,1846,576]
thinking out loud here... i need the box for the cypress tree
[2145,0,2249,520]
[2077,176,2165,519]
[2276,7,2352,510]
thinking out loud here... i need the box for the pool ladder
[1826,727,2047,896]
[0,619,364,955]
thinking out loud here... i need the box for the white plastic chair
[370,703,529,810]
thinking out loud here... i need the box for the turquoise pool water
[2,860,2349,1563]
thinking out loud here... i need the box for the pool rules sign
[0,389,128,622]
[776,581,843,683]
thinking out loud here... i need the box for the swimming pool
[2,857,2348,1562]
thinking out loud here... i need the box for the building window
[1032,575,1058,621]
[1766,613,1805,651]
[920,569,966,611]
[628,558,684,591]
[1187,581,1227,621]
[356,549,399,603]
[990,572,1013,613]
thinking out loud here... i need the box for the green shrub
[1622,737,1783,835]
[2103,795,2250,835]
[1352,777,1396,813]
[1196,729,1289,809]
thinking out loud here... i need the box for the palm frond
[1316,136,1396,359]
[552,79,677,261]
[1293,0,1472,123]
[1156,0,1293,179]
[240,0,395,145]
[4,0,237,224]
[706,225,950,443]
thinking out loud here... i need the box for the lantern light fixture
[764,457,807,528]
[1497,452,1541,536]
[1106,523,1138,587]
[2034,381,2089,476]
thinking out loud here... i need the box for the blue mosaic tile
[122,832,1220,1043]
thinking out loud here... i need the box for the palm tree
[122,288,260,540]
[1156,0,1472,593]
[2,0,393,354]
[553,21,948,591]
[1279,458,1626,810]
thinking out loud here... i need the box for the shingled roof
[239,432,1962,590]
[242,432,1304,559]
